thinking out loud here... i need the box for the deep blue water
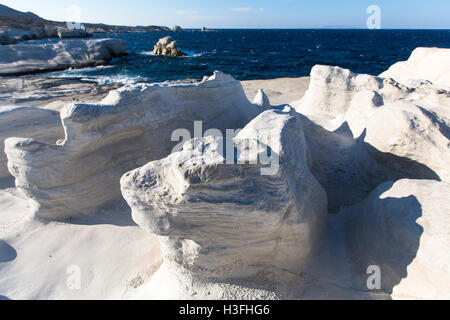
[52,29,450,83]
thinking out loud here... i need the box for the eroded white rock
[291,65,383,128]
[0,39,127,75]
[360,99,450,183]
[5,72,260,220]
[0,106,63,183]
[120,108,328,285]
[57,28,92,39]
[380,47,450,90]
[291,63,450,183]
[253,89,271,108]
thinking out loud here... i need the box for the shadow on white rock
[121,108,328,294]
[4,72,261,220]
[344,179,450,299]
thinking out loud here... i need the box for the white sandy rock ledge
[4,72,261,220]
[120,108,328,296]
[345,179,450,300]
[0,39,127,76]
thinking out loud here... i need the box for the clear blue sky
[2,0,450,29]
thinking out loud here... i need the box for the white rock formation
[121,108,328,286]
[0,77,121,111]
[5,72,260,220]
[360,98,450,183]
[153,36,186,57]
[253,89,271,108]
[291,63,450,183]
[380,47,450,90]
[0,39,127,75]
[345,179,450,300]
[0,106,63,182]
[291,65,383,129]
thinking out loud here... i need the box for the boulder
[4,72,260,220]
[153,36,187,57]
[121,108,328,284]
[359,99,450,183]
[345,179,450,299]
[0,39,127,75]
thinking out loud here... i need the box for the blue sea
[50,29,450,83]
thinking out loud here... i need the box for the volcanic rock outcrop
[0,39,127,75]
[4,72,260,220]
[153,36,187,57]
[121,108,328,284]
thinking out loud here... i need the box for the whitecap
[81,75,150,85]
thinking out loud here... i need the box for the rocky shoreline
[0,76,121,110]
